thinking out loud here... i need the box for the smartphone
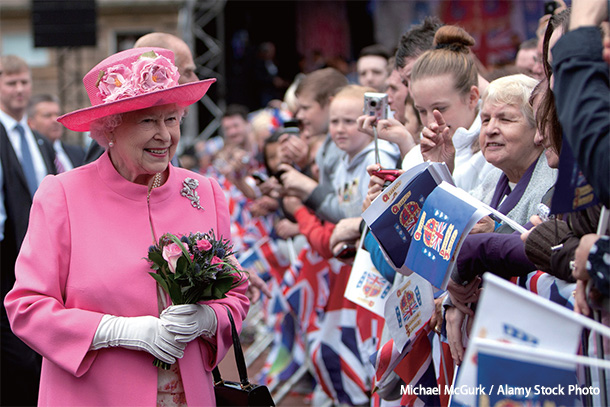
[334,243,357,259]
[372,169,401,183]
[251,172,268,183]
[283,119,301,129]
[278,126,300,139]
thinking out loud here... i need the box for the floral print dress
[157,363,187,407]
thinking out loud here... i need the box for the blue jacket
[552,27,610,207]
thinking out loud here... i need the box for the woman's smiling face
[479,101,541,182]
[410,73,479,138]
[108,103,182,185]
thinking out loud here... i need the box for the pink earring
[109,140,114,148]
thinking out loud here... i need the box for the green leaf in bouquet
[211,283,228,299]
[180,284,192,297]
[147,250,164,266]
[174,256,189,278]
[215,275,234,291]
[185,263,202,284]
[148,272,171,294]
[201,283,213,299]
[187,271,200,287]
[167,280,184,305]
[185,285,204,304]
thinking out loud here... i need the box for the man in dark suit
[28,94,85,171]
[0,54,56,406]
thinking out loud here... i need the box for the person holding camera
[329,85,400,218]
[277,68,349,223]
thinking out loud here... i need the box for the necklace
[147,173,163,206]
[151,172,162,190]
[147,172,163,245]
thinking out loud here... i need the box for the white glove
[91,314,187,365]
[160,304,217,343]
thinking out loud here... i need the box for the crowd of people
[0,0,608,405]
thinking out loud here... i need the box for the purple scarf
[490,157,539,214]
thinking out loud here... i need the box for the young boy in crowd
[329,85,400,217]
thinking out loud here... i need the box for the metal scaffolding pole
[179,0,226,152]
[56,47,85,145]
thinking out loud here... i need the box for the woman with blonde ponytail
[404,25,494,192]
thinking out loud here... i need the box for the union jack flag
[512,270,576,310]
[370,325,455,407]
[260,245,331,388]
[258,278,306,388]
[396,327,455,407]
[284,248,330,334]
[369,338,405,390]
[309,260,375,405]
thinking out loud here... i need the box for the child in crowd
[329,85,401,217]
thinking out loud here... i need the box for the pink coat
[5,152,250,406]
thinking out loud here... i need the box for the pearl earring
[109,140,114,148]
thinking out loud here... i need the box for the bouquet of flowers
[146,230,245,368]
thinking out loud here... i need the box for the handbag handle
[212,307,252,390]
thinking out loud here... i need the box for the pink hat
[58,47,215,131]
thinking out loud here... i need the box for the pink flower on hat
[58,47,216,132]
[96,51,179,103]
[132,53,180,93]
[97,65,136,102]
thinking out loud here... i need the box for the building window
[2,33,49,67]
[114,31,152,53]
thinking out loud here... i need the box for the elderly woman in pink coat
[4,48,249,406]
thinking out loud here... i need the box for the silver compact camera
[363,92,388,121]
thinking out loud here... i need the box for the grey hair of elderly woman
[88,105,187,148]
[480,74,539,129]
[89,114,123,148]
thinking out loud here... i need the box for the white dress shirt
[54,140,75,171]
[0,109,49,186]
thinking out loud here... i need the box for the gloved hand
[91,314,186,365]
[160,304,217,343]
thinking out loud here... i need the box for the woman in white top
[404,25,494,192]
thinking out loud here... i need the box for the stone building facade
[1,0,186,144]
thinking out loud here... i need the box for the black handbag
[213,309,275,406]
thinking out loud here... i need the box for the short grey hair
[89,114,123,148]
[481,74,539,129]
[27,94,61,118]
